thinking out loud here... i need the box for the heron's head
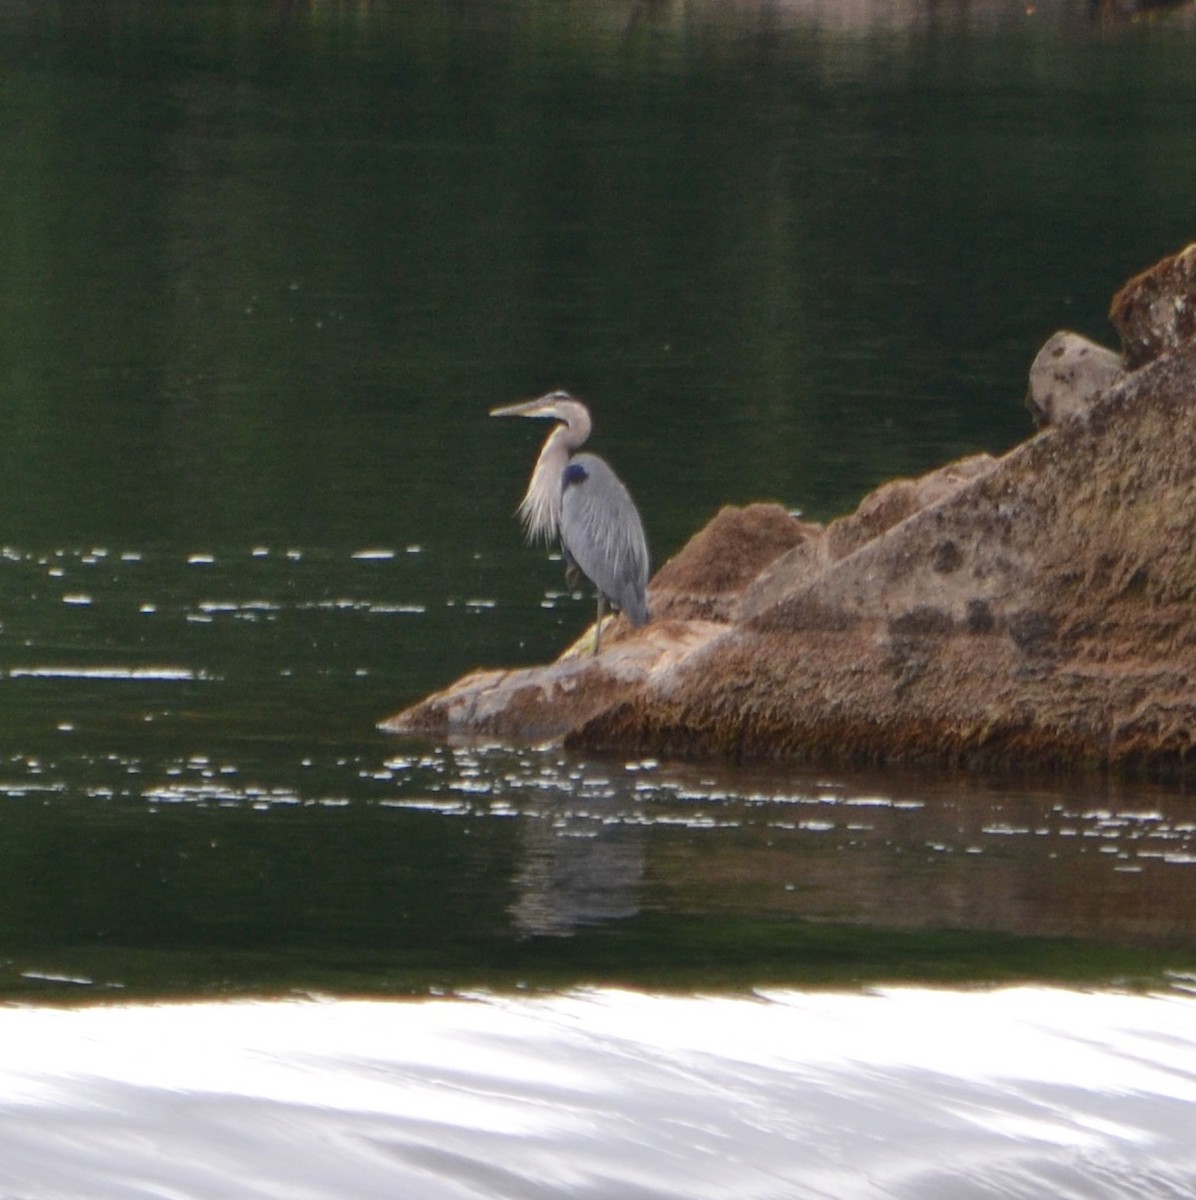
[490,391,592,440]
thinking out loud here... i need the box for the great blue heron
[491,391,650,654]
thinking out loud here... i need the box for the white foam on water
[0,987,1193,1199]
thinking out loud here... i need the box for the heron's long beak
[490,393,566,419]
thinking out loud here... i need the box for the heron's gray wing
[560,453,650,626]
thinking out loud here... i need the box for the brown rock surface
[822,454,997,561]
[385,251,1196,776]
[1110,242,1196,369]
[576,341,1196,773]
[648,503,816,623]
[383,619,724,742]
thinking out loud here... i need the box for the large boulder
[574,339,1196,773]
[385,250,1196,776]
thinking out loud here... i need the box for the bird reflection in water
[510,802,646,937]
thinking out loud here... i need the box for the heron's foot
[566,616,607,658]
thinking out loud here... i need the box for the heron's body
[561,453,650,627]
[491,391,650,652]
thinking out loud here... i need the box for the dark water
[2,0,1196,1004]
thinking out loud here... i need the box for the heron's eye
[562,462,588,488]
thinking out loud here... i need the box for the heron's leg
[593,593,605,656]
[562,542,582,594]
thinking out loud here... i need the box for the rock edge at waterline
[383,246,1196,776]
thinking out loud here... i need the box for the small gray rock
[1026,331,1122,428]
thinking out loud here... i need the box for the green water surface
[2,0,1195,1000]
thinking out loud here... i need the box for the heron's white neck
[518,420,586,544]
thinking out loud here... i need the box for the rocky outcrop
[381,619,725,742]
[384,246,1196,776]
